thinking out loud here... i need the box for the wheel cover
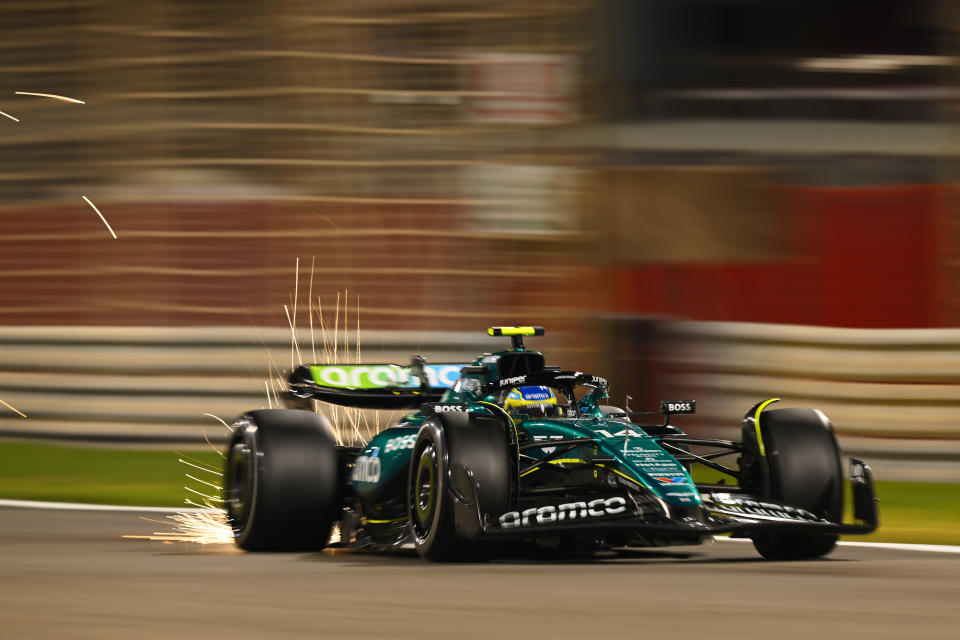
[411,444,437,539]
[224,431,256,534]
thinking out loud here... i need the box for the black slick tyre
[743,406,844,560]
[224,409,341,551]
[407,411,512,562]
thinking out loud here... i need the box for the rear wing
[288,359,470,409]
[626,399,696,429]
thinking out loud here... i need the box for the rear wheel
[407,411,513,562]
[742,406,844,560]
[224,409,341,551]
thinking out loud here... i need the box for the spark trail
[81,196,117,239]
[15,91,85,104]
[0,398,27,417]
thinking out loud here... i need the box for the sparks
[81,195,117,239]
[201,428,225,459]
[122,506,234,545]
[202,412,232,431]
[283,304,302,365]
[178,458,222,476]
[128,287,386,549]
[126,425,235,545]
[176,451,222,473]
[0,111,19,122]
[0,398,27,418]
[15,91,85,104]
[292,257,300,371]
[308,256,317,363]
[185,485,223,502]
[311,213,340,230]
[185,473,222,491]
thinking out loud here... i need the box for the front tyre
[407,412,513,562]
[742,406,844,560]
[224,409,341,551]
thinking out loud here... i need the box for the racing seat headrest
[497,351,545,379]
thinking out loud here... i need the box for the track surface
[1,506,957,639]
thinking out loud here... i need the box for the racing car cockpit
[503,385,564,420]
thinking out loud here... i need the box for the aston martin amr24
[223,326,877,561]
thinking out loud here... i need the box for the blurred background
[0,0,958,488]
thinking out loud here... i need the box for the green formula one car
[223,326,878,561]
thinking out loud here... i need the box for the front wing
[448,458,878,541]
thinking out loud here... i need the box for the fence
[0,326,493,445]
[658,321,960,481]
[0,0,594,330]
[2,322,958,480]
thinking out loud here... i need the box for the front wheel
[742,405,844,560]
[407,411,513,562]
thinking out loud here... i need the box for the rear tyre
[407,411,513,562]
[742,407,843,560]
[224,409,341,551]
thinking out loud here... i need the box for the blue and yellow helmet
[503,386,561,420]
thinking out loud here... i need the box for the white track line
[0,498,206,514]
[715,536,960,554]
[2,499,958,554]
[832,541,960,554]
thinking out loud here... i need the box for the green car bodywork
[341,347,698,526]
[231,325,878,559]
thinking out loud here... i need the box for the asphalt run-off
[1,501,958,639]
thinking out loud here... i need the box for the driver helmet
[503,386,561,420]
